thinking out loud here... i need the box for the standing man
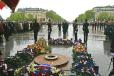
[0,21,4,42]
[62,21,68,39]
[58,22,61,32]
[73,19,78,41]
[109,21,114,76]
[47,19,52,40]
[110,24,114,53]
[3,22,10,41]
[104,19,113,40]
[32,19,40,43]
[83,19,89,45]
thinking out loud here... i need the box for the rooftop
[17,8,48,12]
[94,5,114,8]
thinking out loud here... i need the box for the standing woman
[73,19,78,42]
[83,19,89,45]
[47,19,52,40]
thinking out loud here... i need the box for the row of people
[0,21,34,42]
[33,19,88,46]
[91,21,106,31]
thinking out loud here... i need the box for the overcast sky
[0,0,114,22]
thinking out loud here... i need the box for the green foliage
[77,14,86,22]
[7,12,25,21]
[77,9,95,22]
[77,8,114,22]
[7,12,34,21]
[46,10,64,22]
[25,14,34,21]
[7,10,64,22]
[97,12,114,20]
[85,10,95,20]
[97,12,110,20]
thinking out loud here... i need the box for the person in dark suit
[47,19,52,40]
[58,22,61,32]
[109,23,114,76]
[83,19,89,45]
[73,19,78,41]
[109,20,114,53]
[0,21,4,42]
[62,21,68,39]
[32,19,40,43]
[3,22,10,41]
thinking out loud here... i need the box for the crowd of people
[0,19,113,45]
[91,20,107,31]
[0,21,33,42]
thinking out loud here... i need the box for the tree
[46,10,64,22]
[77,14,86,22]
[97,12,109,20]
[85,10,95,20]
[109,15,114,20]
[7,12,25,21]
[7,12,34,21]
[77,9,95,22]
[26,14,34,21]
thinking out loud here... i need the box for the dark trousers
[84,32,88,43]
[0,35,3,42]
[34,31,38,43]
[74,32,77,41]
[4,33,9,41]
[48,31,51,40]
[58,27,61,31]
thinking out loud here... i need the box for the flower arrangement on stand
[72,40,99,76]
[27,37,51,55]
[48,38,73,46]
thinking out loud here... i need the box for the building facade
[93,6,114,20]
[17,8,48,23]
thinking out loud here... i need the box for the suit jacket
[83,22,89,33]
[32,22,40,32]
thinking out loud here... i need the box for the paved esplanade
[0,24,112,76]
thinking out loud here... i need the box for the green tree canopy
[77,9,95,22]
[25,14,34,21]
[77,14,86,22]
[7,12,34,21]
[97,12,110,20]
[85,10,95,20]
[46,10,64,22]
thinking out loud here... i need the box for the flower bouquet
[72,41,99,76]
[48,38,73,46]
[16,63,67,76]
[73,42,86,52]
[27,37,51,55]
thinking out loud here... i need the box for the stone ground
[0,25,112,76]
